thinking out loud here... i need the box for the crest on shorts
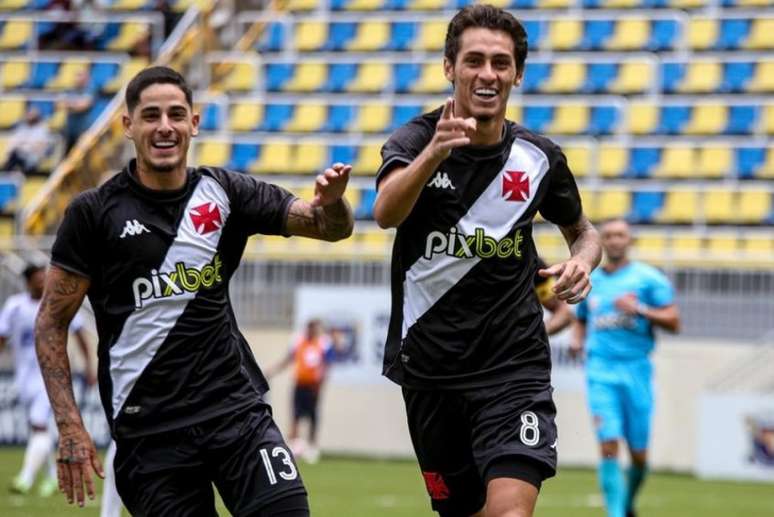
[422,471,450,500]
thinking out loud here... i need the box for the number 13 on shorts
[259,446,298,485]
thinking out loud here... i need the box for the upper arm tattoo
[558,213,602,269]
[285,198,354,242]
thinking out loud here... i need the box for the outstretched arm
[285,163,354,242]
[539,214,601,304]
[35,265,103,507]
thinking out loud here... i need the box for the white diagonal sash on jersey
[402,139,551,338]
[109,176,231,418]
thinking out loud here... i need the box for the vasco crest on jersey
[189,201,223,235]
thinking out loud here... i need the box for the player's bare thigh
[483,477,539,517]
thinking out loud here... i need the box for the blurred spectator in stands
[1,108,52,175]
[60,70,95,154]
[39,0,96,51]
[156,0,183,38]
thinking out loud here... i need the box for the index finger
[538,263,564,278]
[441,97,453,120]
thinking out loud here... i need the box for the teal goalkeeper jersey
[576,261,675,362]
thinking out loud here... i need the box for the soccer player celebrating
[34,66,353,515]
[572,219,680,517]
[1,264,94,497]
[374,5,601,517]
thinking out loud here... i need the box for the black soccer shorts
[113,401,308,516]
[403,378,558,516]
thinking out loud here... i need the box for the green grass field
[0,447,772,516]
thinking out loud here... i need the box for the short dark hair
[444,4,528,74]
[22,264,43,281]
[125,66,193,113]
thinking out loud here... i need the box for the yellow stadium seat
[578,189,596,220]
[658,190,698,223]
[285,104,326,132]
[219,62,257,92]
[597,190,630,220]
[546,104,588,134]
[0,98,25,129]
[347,62,389,93]
[294,21,328,51]
[697,146,731,178]
[284,0,318,10]
[684,104,727,135]
[343,185,361,212]
[46,60,88,91]
[229,102,263,132]
[741,234,773,258]
[107,22,148,51]
[284,63,326,92]
[733,0,773,6]
[293,186,316,203]
[599,0,639,7]
[606,19,649,50]
[412,62,449,93]
[671,233,703,263]
[111,0,147,8]
[609,61,651,94]
[533,231,566,257]
[634,231,667,259]
[628,103,658,134]
[0,219,14,238]
[763,104,774,134]
[251,142,291,174]
[706,234,738,263]
[408,0,446,9]
[703,189,735,223]
[104,58,148,94]
[195,141,229,167]
[536,0,572,6]
[48,106,66,130]
[353,143,382,176]
[347,21,389,51]
[598,144,628,177]
[563,145,590,177]
[758,147,774,178]
[747,61,774,93]
[0,0,29,9]
[678,62,722,93]
[20,177,46,208]
[0,20,32,49]
[653,146,695,178]
[345,0,383,9]
[0,137,7,161]
[505,104,521,122]
[669,0,707,7]
[736,190,771,224]
[415,20,446,51]
[354,103,390,133]
[541,62,585,93]
[745,19,774,50]
[1,60,30,89]
[292,142,326,173]
[686,19,717,50]
[547,20,582,51]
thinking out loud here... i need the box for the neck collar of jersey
[124,159,195,202]
[456,122,512,161]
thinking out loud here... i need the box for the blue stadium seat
[391,22,416,51]
[257,22,286,52]
[393,63,421,93]
[30,61,58,89]
[330,144,357,165]
[327,22,357,51]
[261,104,294,131]
[392,105,423,130]
[717,19,750,49]
[265,63,295,91]
[726,105,757,134]
[91,62,120,91]
[589,106,618,134]
[199,103,221,131]
[630,191,665,223]
[523,106,554,133]
[736,147,766,179]
[325,63,357,92]
[522,20,544,49]
[630,147,661,178]
[324,104,356,132]
[229,143,259,172]
[582,20,614,50]
[354,188,377,220]
[584,63,618,92]
[721,62,754,92]
[521,63,552,92]
[659,106,691,134]
[649,19,679,50]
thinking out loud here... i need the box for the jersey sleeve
[644,268,675,308]
[50,191,99,279]
[375,114,436,188]
[224,171,297,236]
[538,145,583,227]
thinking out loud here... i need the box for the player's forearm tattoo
[35,268,89,429]
[559,215,602,270]
[287,199,354,241]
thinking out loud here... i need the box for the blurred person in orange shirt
[268,319,337,464]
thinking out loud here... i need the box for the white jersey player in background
[1,264,95,496]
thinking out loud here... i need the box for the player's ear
[443,57,455,84]
[513,67,524,88]
[190,111,200,137]
[122,111,133,139]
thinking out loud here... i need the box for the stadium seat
[634,230,667,258]
[657,190,699,223]
[683,104,727,135]
[686,18,717,50]
[541,62,585,94]
[292,142,327,173]
[295,21,327,51]
[285,104,327,132]
[0,20,33,50]
[1,60,30,90]
[605,18,650,50]
[103,58,148,94]
[348,63,389,93]
[630,191,664,223]
[411,63,450,93]
[563,144,591,177]
[736,190,771,224]
[762,104,774,134]
[251,142,292,174]
[703,189,735,223]
[629,103,659,135]
[597,189,631,220]
[196,141,230,168]
[285,63,327,92]
[353,143,381,176]
[652,146,695,178]
[229,102,263,132]
[547,19,582,50]
[598,144,628,177]
[743,61,774,93]
[670,232,703,262]
[706,233,739,259]
[347,20,390,51]
[697,146,732,178]
[0,98,25,130]
[608,60,653,94]
[354,103,391,133]
[741,233,774,258]
[745,18,774,50]
[415,20,446,51]
[106,22,149,51]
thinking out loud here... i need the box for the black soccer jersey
[51,160,295,438]
[377,108,582,389]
